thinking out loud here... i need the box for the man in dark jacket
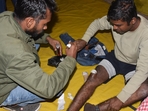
[0,0,77,111]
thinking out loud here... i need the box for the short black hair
[107,0,138,24]
[14,0,57,21]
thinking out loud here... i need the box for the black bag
[48,55,66,67]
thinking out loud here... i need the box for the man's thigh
[99,50,136,81]
[1,86,44,106]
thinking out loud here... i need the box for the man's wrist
[76,39,87,51]
[46,36,52,44]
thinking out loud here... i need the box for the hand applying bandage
[67,41,72,48]
[55,44,60,56]
[66,41,77,59]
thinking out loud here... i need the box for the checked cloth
[136,97,148,111]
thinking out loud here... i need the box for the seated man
[67,0,148,111]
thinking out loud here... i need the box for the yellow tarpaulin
[2,0,147,110]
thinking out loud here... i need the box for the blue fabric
[0,84,63,106]
[59,33,108,66]
[0,86,44,106]
[0,0,6,13]
[35,44,40,51]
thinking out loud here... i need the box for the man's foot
[3,103,40,111]
[84,103,99,111]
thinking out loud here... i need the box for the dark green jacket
[0,11,76,104]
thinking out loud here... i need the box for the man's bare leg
[67,65,109,111]
[84,78,148,111]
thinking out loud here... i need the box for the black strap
[95,105,100,111]
[129,105,137,111]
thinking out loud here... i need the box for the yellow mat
[2,0,147,111]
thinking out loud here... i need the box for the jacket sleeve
[35,33,49,44]
[6,51,76,99]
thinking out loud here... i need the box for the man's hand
[74,39,87,51]
[66,42,77,59]
[107,97,123,111]
[46,36,62,56]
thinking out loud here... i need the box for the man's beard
[25,29,44,41]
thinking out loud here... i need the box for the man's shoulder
[0,11,13,16]
[0,36,29,55]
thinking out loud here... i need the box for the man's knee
[86,65,109,86]
[95,65,109,83]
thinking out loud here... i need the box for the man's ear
[25,17,36,29]
[131,17,136,25]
